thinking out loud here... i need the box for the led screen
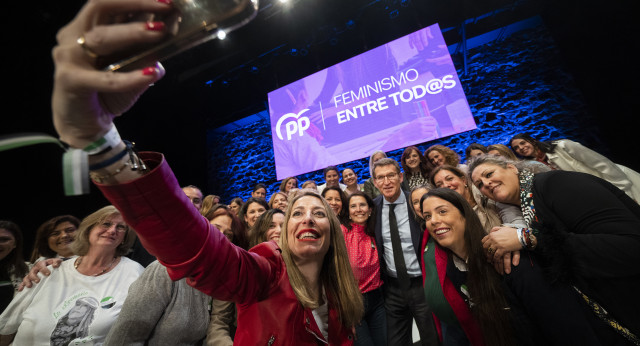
[268,23,476,179]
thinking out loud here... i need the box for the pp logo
[276,109,311,140]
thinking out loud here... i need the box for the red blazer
[98,152,354,345]
[420,232,484,346]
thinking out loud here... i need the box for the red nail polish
[142,67,157,76]
[156,0,172,4]
[146,21,165,31]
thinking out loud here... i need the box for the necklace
[74,256,118,276]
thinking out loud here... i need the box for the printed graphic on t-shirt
[49,290,118,345]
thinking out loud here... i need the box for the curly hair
[424,144,460,167]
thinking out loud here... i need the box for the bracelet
[89,140,147,182]
[516,228,527,248]
[89,143,129,171]
[518,228,538,250]
[82,125,121,156]
[90,161,130,183]
[524,229,537,250]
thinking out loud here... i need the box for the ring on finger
[488,247,495,255]
[77,34,99,59]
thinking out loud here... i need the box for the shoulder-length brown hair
[487,144,519,161]
[401,146,430,177]
[420,188,515,346]
[249,208,285,248]
[429,165,473,200]
[280,190,364,327]
[268,192,288,210]
[204,204,248,250]
[30,215,80,262]
[70,206,137,257]
[279,177,298,192]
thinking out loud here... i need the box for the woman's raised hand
[51,0,173,148]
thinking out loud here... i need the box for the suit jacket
[373,190,424,280]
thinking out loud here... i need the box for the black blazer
[373,190,425,279]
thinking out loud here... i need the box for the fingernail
[142,66,157,75]
[156,0,172,4]
[146,21,165,31]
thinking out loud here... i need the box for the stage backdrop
[206,20,604,203]
[267,24,476,179]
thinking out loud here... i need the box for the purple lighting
[268,23,476,179]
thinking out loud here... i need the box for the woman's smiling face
[323,190,343,216]
[286,196,331,264]
[245,202,267,228]
[471,163,521,205]
[422,196,467,258]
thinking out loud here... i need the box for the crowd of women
[1,0,640,344]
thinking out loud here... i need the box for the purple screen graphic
[268,23,476,179]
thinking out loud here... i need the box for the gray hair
[369,150,387,177]
[468,155,551,179]
[372,158,401,177]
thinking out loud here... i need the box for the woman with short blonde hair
[0,206,144,345]
[71,206,137,257]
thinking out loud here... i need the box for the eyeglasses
[100,221,128,233]
[374,173,399,183]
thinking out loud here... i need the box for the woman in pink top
[340,192,387,345]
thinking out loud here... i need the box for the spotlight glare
[217,30,227,40]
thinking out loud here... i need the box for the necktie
[389,203,410,290]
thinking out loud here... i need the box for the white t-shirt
[0,256,143,345]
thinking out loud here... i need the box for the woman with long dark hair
[0,220,28,314]
[510,133,640,202]
[227,197,244,216]
[238,197,269,233]
[249,209,286,248]
[30,215,81,263]
[420,188,631,345]
[321,186,349,224]
[464,143,487,162]
[340,192,386,345]
[400,146,431,192]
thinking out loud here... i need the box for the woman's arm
[104,261,174,345]
[205,299,236,346]
[534,171,640,278]
[556,139,633,194]
[0,266,51,338]
[50,0,275,302]
[96,153,275,300]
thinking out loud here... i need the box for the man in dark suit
[372,158,438,345]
